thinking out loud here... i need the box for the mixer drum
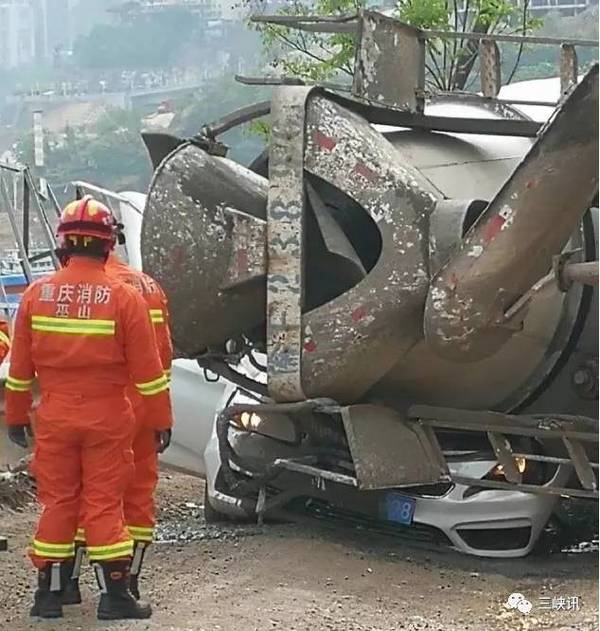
[142,93,597,413]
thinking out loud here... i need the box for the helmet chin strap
[55,235,115,267]
[116,222,126,245]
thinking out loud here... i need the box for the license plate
[382,492,416,526]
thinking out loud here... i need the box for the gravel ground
[0,471,598,631]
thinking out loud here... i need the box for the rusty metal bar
[503,272,554,322]
[328,93,542,136]
[0,174,34,283]
[22,174,30,257]
[562,262,598,286]
[70,181,143,212]
[274,458,359,487]
[46,182,62,218]
[203,93,542,138]
[251,14,600,46]
[0,161,24,173]
[353,12,425,112]
[235,76,350,93]
[487,432,521,483]
[252,14,358,24]
[203,99,272,137]
[452,476,598,499]
[512,452,599,468]
[427,419,596,442]
[436,92,557,107]
[479,39,501,98]
[425,29,599,47]
[23,169,59,269]
[409,405,599,498]
[560,44,579,95]
[563,437,597,491]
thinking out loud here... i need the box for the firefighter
[64,245,173,603]
[4,196,172,621]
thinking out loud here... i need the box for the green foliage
[16,107,151,196]
[14,76,269,200]
[257,0,364,82]
[247,119,271,143]
[73,9,198,70]
[503,8,598,83]
[396,0,448,30]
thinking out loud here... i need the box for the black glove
[8,425,33,449]
[155,429,172,454]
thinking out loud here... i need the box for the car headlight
[490,457,527,478]
[236,412,262,431]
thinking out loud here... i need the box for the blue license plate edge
[383,492,416,526]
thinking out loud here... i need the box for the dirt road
[0,472,597,631]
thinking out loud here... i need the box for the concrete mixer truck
[140,13,599,556]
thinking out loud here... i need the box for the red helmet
[57,196,117,245]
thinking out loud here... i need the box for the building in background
[527,0,598,16]
[30,0,79,61]
[109,0,221,22]
[0,0,78,68]
[0,0,36,68]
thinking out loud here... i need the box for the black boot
[61,545,84,605]
[30,562,63,618]
[95,560,152,620]
[129,541,148,600]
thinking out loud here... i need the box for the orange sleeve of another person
[119,284,173,431]
[0,317,10,364]
[156,282,173,375]
[5,290,35,426]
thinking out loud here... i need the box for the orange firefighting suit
[0,317,10,364]
[74,253,172,546]
[4,256,172,568]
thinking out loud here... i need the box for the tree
[505,7,598,82]
[258,0,361,82]
[13,79,268,201]
[73,9,199,70]
[255,0,541,91]
[16,107,152,199]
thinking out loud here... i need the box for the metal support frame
[23,168,59,269]
[251,14,599,47]
[0,174,34,283]
[250,12,598,113]
[217,397,598,502]
[205,94,542,139]
[22,177,30,258]
[479,39,501,98]
[0,162,59,286]
[560,44,579,95]
[274,456,358,487]
[224,14,598,139]
[352,11,425,112]
[408,405,598,499]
